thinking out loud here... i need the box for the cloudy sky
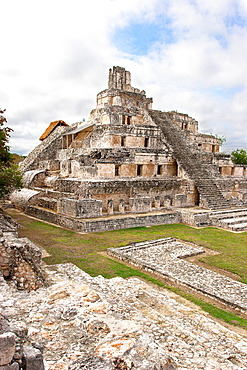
[1,0,247,155]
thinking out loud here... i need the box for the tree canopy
[0,109,22,198]
[231,149,247,165]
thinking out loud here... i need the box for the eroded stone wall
[0,210,47,369]
[0,209,48,292]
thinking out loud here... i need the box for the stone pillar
[154,196,161,209]
[119,199,125,213]
[163,196,172,207]
[107,199,114,215]
[125,70,131,86]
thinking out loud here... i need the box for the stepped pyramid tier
[13,66,247,232]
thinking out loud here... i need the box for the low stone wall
[83,210,181,233]
[0,234,48,291]
[26,205,86,232]
[26,205,181,233]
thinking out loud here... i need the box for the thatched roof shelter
[39,120,69,140]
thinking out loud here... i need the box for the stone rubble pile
[1,262,247,370]
[0,209,47,369]
[108,238,247,313]
[0,306,45,370]
[0,209,48,292]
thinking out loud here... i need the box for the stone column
[154,196,161,209]
[119,199,125,213]
[163,196,172,207]
[107,199,114,215]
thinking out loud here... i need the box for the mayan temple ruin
[2,67,247,369]
[11,66,247,232]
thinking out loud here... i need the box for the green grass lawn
[6,209,247,329]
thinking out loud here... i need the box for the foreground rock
[1,263,247,370]
[1,209,247,369]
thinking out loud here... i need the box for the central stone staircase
[149,110,231,210]
[209,208,247,231]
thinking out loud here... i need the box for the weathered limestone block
[44,176,58,188]
[129,197,151,213]
[172,194,187,207]
[0,314,10,335]
[19,238,42,265]
[47,160,60,171]
[23,346,45,370]
[233,166,245,176]
[10,189,40,212]
[60,160,72,176]
[86,320,110,336]
[57,198,102,218]
[0,332,16,366]
[22,170,46,188]
[95,338,136,359]
[1,237,47,291]
[0,363,19,370]
[180,210,211,227]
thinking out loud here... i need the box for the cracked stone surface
[1,262,247,369]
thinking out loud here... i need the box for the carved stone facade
[12,66,247,231]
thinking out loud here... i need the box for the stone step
[219,216,247,225]
[210,208,247,216]
[149,110,232,211]
[209,208,247,231]
[230,222,247,231]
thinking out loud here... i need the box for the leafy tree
[231,149,247,165]
[210,133,226,146]
[0,109,22,198]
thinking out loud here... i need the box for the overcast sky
[1,0,247,155]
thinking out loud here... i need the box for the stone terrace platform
[26,205,181,232]
[108,238,247,313]
[25,202,247,232]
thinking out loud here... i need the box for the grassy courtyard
[6,209,247,328]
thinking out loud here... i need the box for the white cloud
[1,0,247,154]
